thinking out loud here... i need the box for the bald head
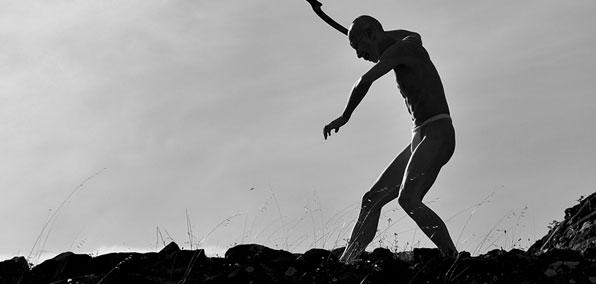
[348,15,384,43]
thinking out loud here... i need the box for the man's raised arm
[305,0,348,36]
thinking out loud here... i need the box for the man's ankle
[440,249,458,258]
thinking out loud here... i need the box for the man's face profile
[348,23,379,63]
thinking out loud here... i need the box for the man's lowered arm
[323,44,410,139]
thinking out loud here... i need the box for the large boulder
[529,191,596,253]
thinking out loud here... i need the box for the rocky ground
[2,192,595,284]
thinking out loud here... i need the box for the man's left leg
[339,145,411,263]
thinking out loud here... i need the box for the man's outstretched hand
[323,116,349,140]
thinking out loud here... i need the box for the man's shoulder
[402,33,422,45]
[385,36,423,57]
[379,35,429,67]
[387,29,422,43]
[384,32,423,58]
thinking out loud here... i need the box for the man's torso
[387,30,450,127]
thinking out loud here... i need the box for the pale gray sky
[2,0,596,262]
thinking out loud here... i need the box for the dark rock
[225,243,295,270]
[224,263,285,284]
[413,247,441,263]
[365,247,393,262]
[484,248,506,258]
[359,248,412,284]
[443,255,497,283]
[28,251,92,283]
[295,248,338,272]
[0,256,29,284]
[330,246,345,258]
[225,243,271,264]
[538,249,584,265]
[530,191,596,253]
[158,241,180,256]
[295,248,344,284]
[89,252,139,274]
[165,249,208,276]
[584,247,596,260]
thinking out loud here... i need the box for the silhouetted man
[322,15,457,263]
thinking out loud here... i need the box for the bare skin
[323,16,457,263]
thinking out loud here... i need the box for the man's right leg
[397,120,457,255]
[339,145,412,263]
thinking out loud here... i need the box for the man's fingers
[323,122,341,140]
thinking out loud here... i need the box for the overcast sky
[2,0,596,263]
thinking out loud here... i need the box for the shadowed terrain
[1,192,595,284]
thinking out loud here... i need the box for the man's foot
[339,246,365,264]
[441,249,459,258]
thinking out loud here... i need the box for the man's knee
[398,172,433,213]
[361,187,393,210]
[398,192,422,214]
[361,191,378,210]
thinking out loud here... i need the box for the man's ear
[367,30,376,40]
